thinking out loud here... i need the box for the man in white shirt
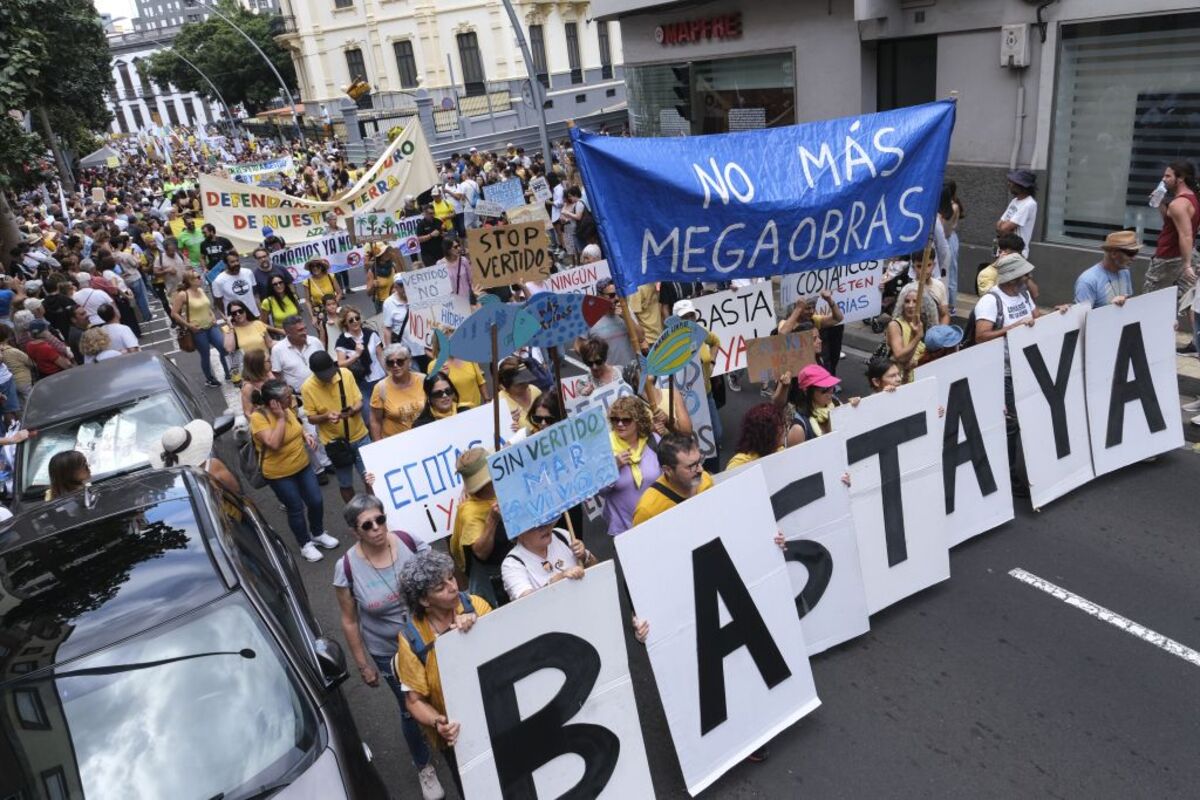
[209,252,259,318]
[269,314,333,476]
[381,274,430,372]
[996,170,1038,258]
[97,303,139,352]
[71,274,112,326]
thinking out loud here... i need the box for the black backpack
[962,288,1009,348]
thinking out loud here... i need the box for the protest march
[7,92,1200,800]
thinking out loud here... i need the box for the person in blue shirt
[1074,229,1137,309]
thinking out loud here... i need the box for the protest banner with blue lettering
[488,405,619,537]
[778,260,886,324]
[360,402,519,542]
[484,177,527,210]
[270,232,365,281]
[570,100,955,295]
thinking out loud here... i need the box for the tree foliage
[145,0,297,116]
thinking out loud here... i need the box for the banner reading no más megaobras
[199,120,440,253]
[570,99,956,296]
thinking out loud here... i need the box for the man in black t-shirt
[200,223,234,271]
[415,204,444,267]
[42,274,78,339]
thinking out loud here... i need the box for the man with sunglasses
[581,278,639,368]
[1074,230,1137,310]
[251,246,293,303]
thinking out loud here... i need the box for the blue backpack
[401,592,475,665]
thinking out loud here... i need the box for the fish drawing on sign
[640,315,707,377]
[428,294,538,374]
[522,291,612,350]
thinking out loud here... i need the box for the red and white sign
[655,13,742,46]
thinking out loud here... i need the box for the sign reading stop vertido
[467,222,552,290]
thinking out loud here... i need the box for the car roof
[21,351,182,430]
[0,469,230,668]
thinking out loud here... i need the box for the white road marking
[1008,568,1200,668]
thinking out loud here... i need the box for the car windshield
[1,596,321,800]
[19,393,188,496]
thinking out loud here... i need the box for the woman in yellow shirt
[222,300,271,384]
[496,356,541,431]
[302,258,342,325]
[884,289,926,383]
[249,380,338,563]
[444,356,488,408]
[370,344,426,438]
[260,275,302,332]
[724,402,786,471]
[169,270,231,387]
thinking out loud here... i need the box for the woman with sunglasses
[169,270,231,388]
[780,363,854,445]
[577,336,619,396]
[413,371,471,428]
[496,355,541,431]
[501,520,595,602]
[370,344,427,439]
[332,494,445,800]
[260,272,302,334]
[336,306,385,428]
[437,331,489,407]
[302,258,342,327]
[222,299,271,384]
[597,395,661,536]
[525,391,562,434]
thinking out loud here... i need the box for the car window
[19,393,188,496]
[245,503,323,638]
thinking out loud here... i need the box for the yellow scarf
[430,405,456,420]
[809,405,832,436]
[611,432,648,488]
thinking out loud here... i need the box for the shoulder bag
[323,374,358,468]
[177,290,195,353]
[237,412,269,489]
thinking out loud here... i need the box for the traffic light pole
[499,0,553,163]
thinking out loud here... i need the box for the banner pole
[491,323,501,450]
[561,510,577,544]
[550,346,566,420]
[668,376,676,428]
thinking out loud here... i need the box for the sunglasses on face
[346,315,360,323]
[430,387,455,399]
[610,416,634,426]
[230,309,245,316]
[271,280,285,287]
[386,357,409,367]
[586,359,605,368]
[532,414,556,424]
[358,514,387,531]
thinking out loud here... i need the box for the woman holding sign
[884,289,927,383]
[599,395,662,536]
[449,447,514,608]
[502,522,595,601]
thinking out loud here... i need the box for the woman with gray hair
[332,493,445,800]
[11,309,34,347]
[370,342,426,439]
[393,550,491,797]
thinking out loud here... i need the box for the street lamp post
[498,0,552,163]
[194,0,305,145]
[146,35,239,134]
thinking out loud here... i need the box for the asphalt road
[150,276,1200,799]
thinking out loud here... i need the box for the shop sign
[655,13,742,46]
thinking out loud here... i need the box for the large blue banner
[571,100,956,296]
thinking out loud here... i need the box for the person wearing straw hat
[448,446,514,608]
[1075,230,1137,310]
[150,420,240,493]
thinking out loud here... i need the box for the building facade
[106,29,229,134]
[133,0,278,32]
[273,0,627,142]
[596,0,1200,293]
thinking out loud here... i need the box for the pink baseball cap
[797,363,840,390]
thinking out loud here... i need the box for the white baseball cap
[673,299,698,319]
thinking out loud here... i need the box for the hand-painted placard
[527,260,613,296]
[744,332,817,384]
[522,291,612,350]
[563,377,635,416]
[655,354,717,460]
[689,284,778,377]
[474,199,506,219]
[483,177,526,210]
[270,232,365,280]
[778,260,886,324]
[467,223,552,289]
[530,175,552,203]
[404,264,455,310]
[488,405,618,536]
[644,316,707,377]
[351,209,421,245]
[506,202,552,229]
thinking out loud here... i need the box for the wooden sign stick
[491,323,501,450]
[549,346,567,420]
[668,376,676,428]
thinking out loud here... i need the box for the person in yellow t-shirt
[627,283,662,349]
[496,356,541,431]
[431,189,455,231]
[369,344,426,438]
[448,447,514,609]
[301,352,371,502]
[393,549,491,790]
[365,242,401,314]
[444,356,488,408]
[724,403,786,472]
[632,432,713,526]
[249,379,338,563]
[302,258,342,325]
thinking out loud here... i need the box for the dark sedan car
[0,468,388,799]
[11,352,232,508]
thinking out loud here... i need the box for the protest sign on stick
[1008,303,1093,508]
[778,261,886,324]
[1083,288,1183,477]
[744,332,817,384]
[507,202,552,229]
[467,223,552,289]
[474,199,506,219]
[530,175,552,203]
[654,354,717,459]
[438,562,655,799]
[689,284,778,377]
[715,432,871,656]
[527,260,613,296]
[483,177,526,210]
[831,378,949,615]
[615,467,820,796]
[916,339,1013,546]
[488,405,618,536]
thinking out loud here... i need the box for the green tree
[145,0,297,116]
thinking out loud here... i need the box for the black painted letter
[1106,322,1166,448]
[479,632,618,799]
[770,473,834,619]
[693,538,792,735]
[846,412,927,566]
[942,378,998,514]
[1022,330,1080,459]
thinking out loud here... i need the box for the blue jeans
[193,325,230,382]
[371,653,432,768]
[333,434,371,489]
[356,377,378,431]
[946,231,960,312]
[267,464,325,546]
[129,279,152,321]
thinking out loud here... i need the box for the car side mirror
[314,636,349,685]
[212,414,235,436]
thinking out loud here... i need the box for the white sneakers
[299,542,324,562]
[312,532,340,549]
[1183,397,1200,412]
[418,765,445,800]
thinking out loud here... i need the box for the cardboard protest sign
[615,468,820,795]
[715,432,871,656]
[438,562,655,799]
[744,332,816,384]
[488,405,618,536]
[484,177,527,210]
[1083,288,1183,476]
[831,379,949,615]
[350,209,421,250]
[570,101,955,296]
[778,261,886,324]
[91,187,106,203]
[200,121,438,252]
[410,296,472,350]
[530,175,552,203]
[507,202,552,229]
[360,402,516,542]
[474,199,506,219]
[270,232,365,281]
[467,223,552,289]
[916,339,1013,547]
[1008,304,1093,508]
[562,377,635,416]
[527,260,612,296]
[655,354,717,460]
[689,284,778,376]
